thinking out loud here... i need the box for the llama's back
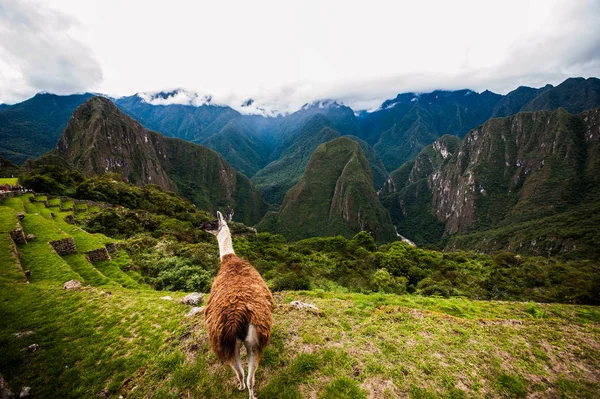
[205,254,273,362]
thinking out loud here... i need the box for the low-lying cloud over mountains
[1,0,599,113]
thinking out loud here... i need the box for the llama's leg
[244,325,260,399]
[228,338,246,390]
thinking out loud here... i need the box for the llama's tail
[214,309,250,362]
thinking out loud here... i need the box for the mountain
[0,92,94,163]
[251,115,341,205]
[54,96,268,225]
[358,77,600,171]
[250,114,387,205]
[201,119,270,177]
[114,93,243,143]
[382,106,600,258]
[271,100,363,149]
[258,137,396,243]
[0,156,19,177]
[520,77,600,114]
[491,85,553,117]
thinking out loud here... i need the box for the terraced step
[93,250,148,290]
[61,253,119,288]
[4,195,149,290]
[0,206,25,283]
[17,212,82,284]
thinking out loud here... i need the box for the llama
[201,211,273,399]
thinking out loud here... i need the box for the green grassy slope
[1,195,599,398]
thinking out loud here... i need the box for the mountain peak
[301,99,344,110]
[136,89,213,106]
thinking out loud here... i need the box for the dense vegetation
[258,137,396,243]
[0,93,94,164]
[382,107,600,260]
[9,167,600,304]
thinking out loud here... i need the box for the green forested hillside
[382,106,600,258]
[52,96,268,225]
[258,137,407,243]
[0,93,94,163]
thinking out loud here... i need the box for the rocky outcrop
[63,280,81,290]
[105,242,118,253]
[49,238,77,255]
[181,292,203,306]
[0,374,14,399]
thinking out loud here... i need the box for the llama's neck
[217,225,235,260]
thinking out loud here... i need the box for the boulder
[160,296,173,301]
[25,234,36,241]
[19,387,30,398]
[185,306,205,318]
[63,280,81,290]
[181,293,203,306]
[289,301,322,314]
[0,374,14,399]
[26,344,39,353]
[13,331,34,338]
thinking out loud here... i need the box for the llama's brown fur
[204,254,273,363]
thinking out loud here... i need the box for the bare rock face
[180,293,203,306]
[63,280,81,290]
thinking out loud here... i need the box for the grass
[1,195,599,398]
[0,206,18,232]
[0,178,18,186]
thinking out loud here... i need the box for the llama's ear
[216,211,227,227]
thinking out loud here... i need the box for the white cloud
[1,0,598,111]
[0,0,102,103]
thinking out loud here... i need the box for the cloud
[1,0,598,113]
[0,0,102,104]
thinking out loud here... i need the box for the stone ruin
[105,242,118,253]
[86,247,111,262]
[49,237,77,255]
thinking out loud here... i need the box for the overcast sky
[0,0,598,112]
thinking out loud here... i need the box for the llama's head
[200,211,228,236]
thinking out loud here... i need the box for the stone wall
[105,242,118,253]
[49,237,77,255]
[86,247,111,262]
[9,223,27,245]
[0,191,17,201]
[6,231,28,282]
[29,196,49,207]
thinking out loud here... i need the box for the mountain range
[1,77,600,254]
[382,106,600,258]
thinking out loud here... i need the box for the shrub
[269,272,311,291]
